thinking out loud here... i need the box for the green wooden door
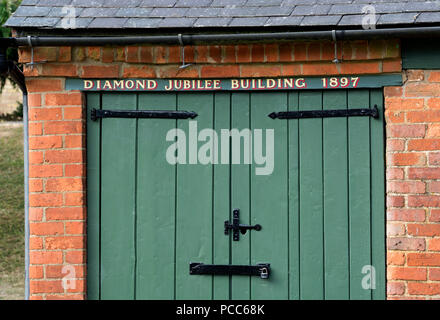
[87,89,385,300]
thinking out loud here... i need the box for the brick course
[19,40,401,79]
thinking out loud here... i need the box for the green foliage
[0,125,24,274]
[0,0,20,38]
[0,101,22,121]
[0,0,22,93]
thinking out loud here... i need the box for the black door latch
[225,209,261,241]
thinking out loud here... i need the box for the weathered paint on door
[87,89,385,300]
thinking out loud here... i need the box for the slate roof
[5,0,440,30]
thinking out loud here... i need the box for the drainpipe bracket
[25,36,47,70]
[332,30,341,64]
[178,33,192,69]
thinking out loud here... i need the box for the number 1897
[322,77,359,88]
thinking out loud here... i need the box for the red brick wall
[386,70,440,299]
[26,82,85,300]
[19,40,410,300]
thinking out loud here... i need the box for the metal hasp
[268,105,379,120]
[91,108,198,121]
[224,209,262,241]
[190,263,270,279]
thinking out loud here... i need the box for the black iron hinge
[268,105,379,120]
[91,108,198,121]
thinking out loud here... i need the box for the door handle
[224,209,262,241]
[237,223,262,234]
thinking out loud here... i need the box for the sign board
[66,74,402,92]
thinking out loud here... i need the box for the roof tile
[328,4,367,15]
[210,0,247,6]
[70,0,105,7]
[47,7,83,17]
[194,17,232,27]
[377,12,419,25]
[80,8,118,17]
[186,7,223,17]
[221,7,259,17]
[300,14,341,26]
[282,0,316,5]
[150,7,189,17]
[229,17,269,27]
[115,8,153,18]
[174,0,213,7]
[38,0,74,6]
[55,17,93,28]
[338,14,378,26]
[291,5,331,16]
[265,16,303,26]
[139,0,176,7]
[125,17,163,28]
[102,0,142,7]
[13,6,52,17]
[3,16,27,26]
[88,17,128,28]
[317,0,352,4]
[403,2,440,13]
[416,12,440,24]
[5,0,440,30]
[373,3,410,14]
[255,6,294,17]
[21,17,59,27]
[20,0,39,5]
[157,17,196,27]
[246,0,283,6]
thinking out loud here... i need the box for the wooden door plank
[288,91,300,300]
[322,90,350,299]
[298,91,324,300]
[250,92,289,299]
[370,89,386,300]
[86,93,101,300]
[230,92,251,300]
[213,92,231,299]
[136,93,177,299]
[175,93,214,299]
[348,89,372,300]
[100,93,137,299]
